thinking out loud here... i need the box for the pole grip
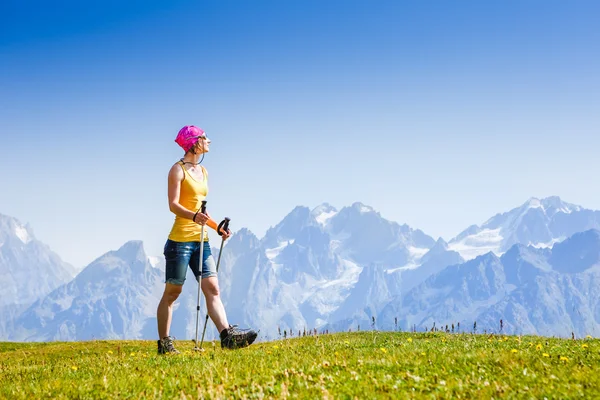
[201,200,207,214]
[217,217,231,236]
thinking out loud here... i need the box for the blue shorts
[163,239,217,285]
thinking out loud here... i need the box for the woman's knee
[163,283,183,302]
[201,278,220,297]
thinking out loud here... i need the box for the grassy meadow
[1,331,598,399]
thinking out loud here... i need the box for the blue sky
[1,0,599,269]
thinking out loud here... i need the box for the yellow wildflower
[582,344,588,349]
[586,335,592,339]
[511,349,518,354]
[71,366,78,371]
[536,344,543,350]
[560,356,568,362]
[421,352,426,356]
[130,352,135,356]
[344,341,350,345]
[273,345,279,349]
[107,350,113,354]
[407,338,413,343]
[380,348,387,353]
[542,353,550,357]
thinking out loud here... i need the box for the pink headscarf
[174,125,205,152]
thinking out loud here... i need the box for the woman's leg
[191,241,228,332]
[191,240,257,348]
[158,240,193,339]
[157,283,183,338]
[201,277,229,333]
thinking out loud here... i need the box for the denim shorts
[163,239,217,285]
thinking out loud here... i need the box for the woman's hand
[194,212,209,225]
[219,228,232,240]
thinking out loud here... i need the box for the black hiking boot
[157,336,180,354]
[220,325,258,349]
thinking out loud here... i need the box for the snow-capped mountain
[215,202,437,339]
[311,203,338,226]
[327,263,402,328]
[448,196,600,260]
[325,202,436,267]
[4,196,600,341]
[10,241,165,341]
[376,229,600,338]
[321,238,464,332]
[400,238,464,292]
[0,213,76,308]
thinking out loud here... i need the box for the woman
[156,125,257,354]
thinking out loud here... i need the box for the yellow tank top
[168,162,210,242]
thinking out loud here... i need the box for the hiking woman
[156,125,257,354]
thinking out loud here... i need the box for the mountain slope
[448,196,600,260]
[379,229,600,337]
[0,213,76,308]
[11,241,164,341]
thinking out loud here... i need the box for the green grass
[1,332,598,399]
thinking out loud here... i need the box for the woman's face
[198,135,211,153]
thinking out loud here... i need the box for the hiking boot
[220,325,258,349]
[157,336,180,354]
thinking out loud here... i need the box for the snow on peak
[450,196,588,261]
[316,210,337,225]
[148,256,161,268]
[541,196,581,214]
[526,197,543,209]
[265,239,295,260]
[15,225,31,244]
[0,214,34,244]
[523,196,581,215]
[529,237,565,249]
[311,203,338,225]
[351,202,374,213]
[407,246,430,260]
[448,228,504,260]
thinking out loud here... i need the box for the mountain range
[2,196,600,341]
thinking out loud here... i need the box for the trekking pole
[199,217,231,349]
[193,200,207,351]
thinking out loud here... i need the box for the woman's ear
[189,141,201,155]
